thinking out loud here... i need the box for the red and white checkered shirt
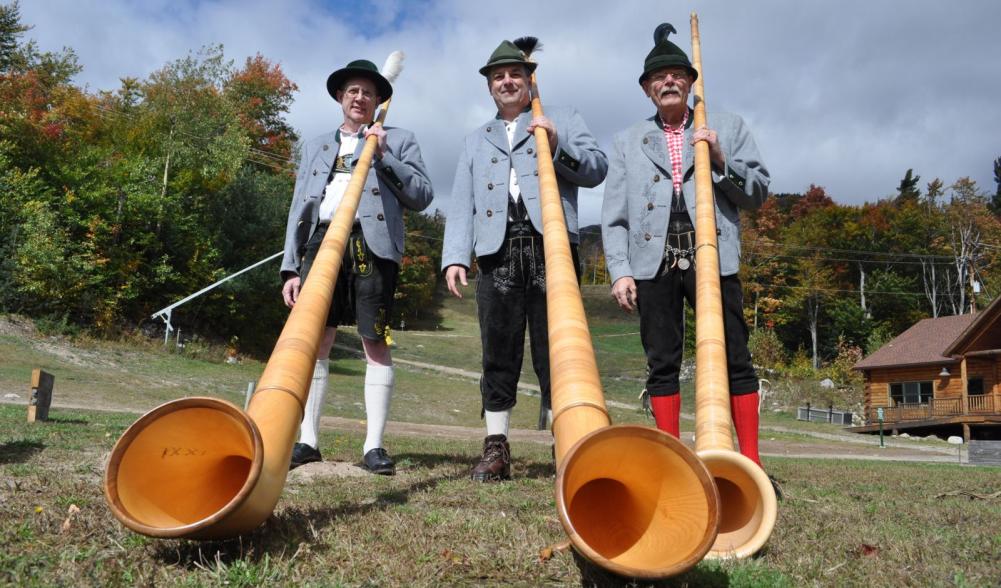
[662,109,688,196]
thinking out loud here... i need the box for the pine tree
[895,168,921,202]
[0,1,29,73]
[990,156,1001,215]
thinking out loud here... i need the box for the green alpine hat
[326,59,393,102]
[639,23,698,85]
[478,40,538,77]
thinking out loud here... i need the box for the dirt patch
[0,315,37,338]
[288,461,369,481]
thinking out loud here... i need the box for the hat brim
[479,59,538,77]
[638,63,699,85]
[326,67,393,102]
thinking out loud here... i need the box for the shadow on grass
[0,440,45,464]
[516,459,557,480]
[572,549,731,588]
[151,472,459,569]
[396,451,556,480]
[394,451,470,469]
[45,416,90,425]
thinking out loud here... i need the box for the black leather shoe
[290,443,321,470]
[362,448,395,475]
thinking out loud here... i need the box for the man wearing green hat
[442,40,608,481]
[280,59,434,475]
[601,26,770,471]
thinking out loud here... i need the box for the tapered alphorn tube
[103,91,399,540]
[689,13,777,558]
[521,53,719,579]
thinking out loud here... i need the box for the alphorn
[103,53,406,539]
[513,37,719,579]
[688,13,777,558]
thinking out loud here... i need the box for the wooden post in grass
[27,369,54,422]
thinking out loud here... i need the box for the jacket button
[377,213,385,221]
[487,182,494,190]
[527,147,534,154]
[486,210,493,217]
[372,187,380,195]
[644,233,652,241]
[647,202,654,210]
[491,157,498,163]
[312,170,318,176]
[486,127,492,132]
[653,175,660,182]
[534,170,538,176]
[643,137,649,144]
[322,144,329,151]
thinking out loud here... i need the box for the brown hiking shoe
[471,434,511,482]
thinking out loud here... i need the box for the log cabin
[852,296,1001,442]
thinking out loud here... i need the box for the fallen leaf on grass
[440,548,466,565]
[60,504,81,533]
[857,544,880,557]
[538,540,572,562]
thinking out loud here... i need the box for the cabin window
[968,377,984,395]
[889,381,933,405]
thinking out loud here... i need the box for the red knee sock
[650,394,681,438]
[731,392,762,467]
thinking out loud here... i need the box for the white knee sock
[485,409,512,437]
[363,364,394,455]
[298,359,329,449]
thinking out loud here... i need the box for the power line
[582,228,995,263]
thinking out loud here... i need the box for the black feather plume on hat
[653,23,677,45]
[512,36,542,59]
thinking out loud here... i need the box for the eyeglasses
[647,70,690,84]
[344,86,375,101]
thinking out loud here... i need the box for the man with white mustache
[601,26,772,475]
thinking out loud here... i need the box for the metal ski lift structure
[151,251,283,344]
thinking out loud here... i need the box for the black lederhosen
[299,223,398,341]
[635,223,758,397]
[475,216,581,413]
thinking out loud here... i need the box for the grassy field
[1,298,996,586]
[2,404,1000,587]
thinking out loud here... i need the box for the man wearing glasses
[280,59,433,475]
[601,27,771,472]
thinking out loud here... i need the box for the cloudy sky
[19,0,1001,225]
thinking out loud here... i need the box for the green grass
[0,304,993,585]
[2,404,1000,587]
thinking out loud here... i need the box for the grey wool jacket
[601,111,769,283]
[441,105,608,270]
[280,127,434,281]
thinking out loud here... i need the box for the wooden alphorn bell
[512,37,720,579]
[688,14,777,558]
[103,53,406,539]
